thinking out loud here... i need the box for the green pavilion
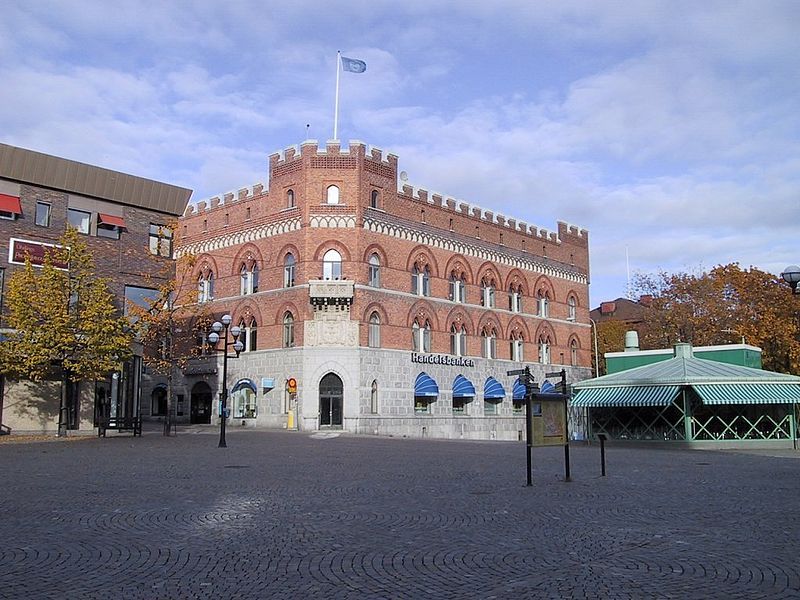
[572,343,800,448]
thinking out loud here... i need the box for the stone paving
[1,427,799,599]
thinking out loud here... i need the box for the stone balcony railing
[308,279,354,306]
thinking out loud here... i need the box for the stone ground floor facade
[143,347,592,442]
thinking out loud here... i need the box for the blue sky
[2,1,799,306]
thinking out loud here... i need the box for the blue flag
[341,56,366,73]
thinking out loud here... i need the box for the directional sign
[507,369,527,376]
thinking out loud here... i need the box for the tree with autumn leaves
[0,228,133,434]
[632,264,800,374]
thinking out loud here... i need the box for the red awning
[0,194,22,214]
[98,213,126,228]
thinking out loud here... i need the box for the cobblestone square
[2,428,799,599]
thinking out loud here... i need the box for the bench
[98,417,142,437]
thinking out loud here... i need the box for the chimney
[624,330,640,352]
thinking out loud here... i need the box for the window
[481,278,496,308]
[284,253,296,287]
[322,249,342,280]
[198,273,214,303]
[239,318,258,352]
[240,264,259,295]
[482,326,497,359]
[283,312,295,348]
[509,286,522,313]
[149,224,173,257]
[97,222,120,239]
[539,336,551,364]
[370,190,379,209]
[370,380,378,414]
[412,319,431,353]
[568,296,577,321]
[449,272,466,303]
[287,189,295,208]
[35,202,51,227]
[67,208,91,234]
[450,324,466,356]
[123,285,159,318]
[453,396,467,414]
[570,339,578,366]
[326,185,340,205]
[246,207,251,220]
[510,333,524,362]
[414,396,431,414]
[538,291,550,317]
[411,264,430,296]
[368,254,381,287]
[368,312,381,348]
[484,399,500,416]
[231,382,257,419]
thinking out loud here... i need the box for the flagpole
[333,50,341,141]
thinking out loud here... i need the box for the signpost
[508,366,572,486]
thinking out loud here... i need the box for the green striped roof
[572,343,800,407]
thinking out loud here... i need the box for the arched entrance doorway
[319,373,343,429]
[190,382,213,424]
[151,386,167,417]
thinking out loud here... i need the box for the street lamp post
[207,314,243,448]
[781,265,800,294]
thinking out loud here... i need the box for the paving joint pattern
[1,428,799,599]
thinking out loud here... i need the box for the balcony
[308,280,354,306]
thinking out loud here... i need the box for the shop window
[231,382,257,419]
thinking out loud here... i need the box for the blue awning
[415,372,439,397]
[513,377,526,401]
[232,378,257,393]
[484,376,506,400]
[540,380,556,394]
[452,374,476,398]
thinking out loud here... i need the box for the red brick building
[176,140,592,440]
[0,143,191,434]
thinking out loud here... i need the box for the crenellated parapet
[269,139,397,180]
[183,182,266,216]
[396,182,587,245]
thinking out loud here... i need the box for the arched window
[370,190,379,209]
[481,277,496,308]
[198,272,214,303]
[283,312,295,348]
[449,272,466,303]
[240,263,258,295]
[368,312,381,348]
[284,253,296,287]
[231,381,257,419]
[370,380,378,414]
[539,334,551,365]
[326,185,340,205]
[287,189,295,208]
[368,254,381,287]
[482,326,497,359]
[568,296,577,321]
[412,319,431,353]
[323,249,342,280]
[510,332,524,362]
[239,317,258,352]
[509,284,522,313]
[411,263,430,296]
[450,323,467,356]
[538,290,550,317]
[570,339,579,366]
